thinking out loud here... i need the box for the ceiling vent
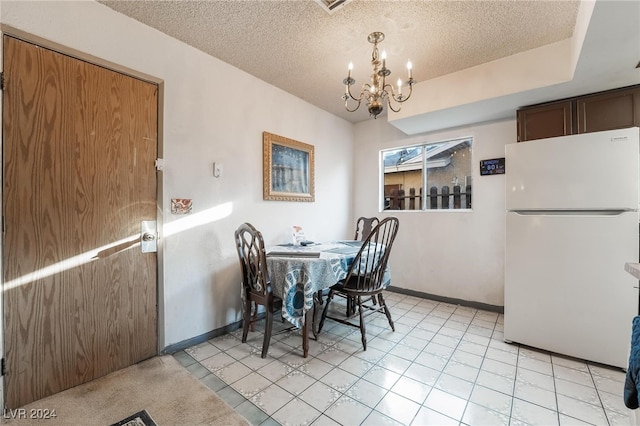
[315,0,353,15]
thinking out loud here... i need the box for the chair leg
[357,296,367,350]
[251,301,258,331]
[242,299,252,343]
[318,290,334,333]
[312,290,324,339]
[302,309,310,358]
[261,309,274,358]
[346,296,356,317]
[378,293,395,332]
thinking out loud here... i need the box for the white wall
[0,0,354,348]
[353,118,514,307]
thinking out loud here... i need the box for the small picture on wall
[171,198,193,214]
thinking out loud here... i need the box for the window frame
[380,136,473,212]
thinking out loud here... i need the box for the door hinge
[0,72,5,90]
[2,358,6,376]
[154,158,164,171]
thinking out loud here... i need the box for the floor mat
[111,410,157,426]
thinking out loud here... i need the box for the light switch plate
[213,162,222,177]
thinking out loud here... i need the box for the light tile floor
[172,292,632,425]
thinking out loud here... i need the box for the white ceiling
[98,0,639,134]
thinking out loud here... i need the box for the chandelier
[342,32,415,119]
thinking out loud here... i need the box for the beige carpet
[2,355,250,426]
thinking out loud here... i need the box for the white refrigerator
[504,127,640,369]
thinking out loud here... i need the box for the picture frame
[263,132,315,202]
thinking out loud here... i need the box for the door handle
[141,221,158,253]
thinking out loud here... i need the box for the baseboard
[163,319,243,354]
[387,286,504,314]
[163,287,504,353]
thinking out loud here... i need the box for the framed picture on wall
[263,132,315,202]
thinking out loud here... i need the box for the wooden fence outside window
[385,185,472,210]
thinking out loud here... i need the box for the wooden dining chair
[318,217,399,350]
[234,222,282,358]
[354,216,379,241]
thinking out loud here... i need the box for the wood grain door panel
[2,36,158,408]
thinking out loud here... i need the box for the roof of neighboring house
[384,139,471,173]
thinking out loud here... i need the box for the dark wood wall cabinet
[517,84,640,142]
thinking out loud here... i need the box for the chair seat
[331,278,378,297]
[247,288,283,309]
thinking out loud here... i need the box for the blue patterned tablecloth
[266,241,365,328]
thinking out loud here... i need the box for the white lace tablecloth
[266,241,365,328]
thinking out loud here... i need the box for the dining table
[265,240,389,357]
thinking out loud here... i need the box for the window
[382,137,472,211]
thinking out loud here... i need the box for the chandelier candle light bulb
[342,31,415,119]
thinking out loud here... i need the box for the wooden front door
[2,36,158,408]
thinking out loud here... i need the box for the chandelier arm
[343,83,371,112]
[344,98,362,113]
[348,83,372,102]
[386,96,401,113]
[384,82,414,104]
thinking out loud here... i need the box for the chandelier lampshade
[342,32,415,119]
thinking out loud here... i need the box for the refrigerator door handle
[509,209,636,216]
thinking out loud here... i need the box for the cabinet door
[577,86,640,133]
[517,100,573,142]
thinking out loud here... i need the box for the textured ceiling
[98,0,580,123]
